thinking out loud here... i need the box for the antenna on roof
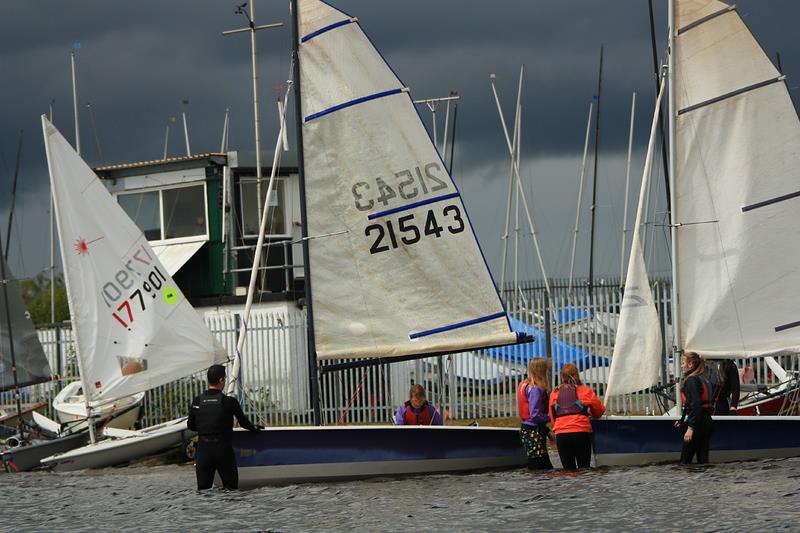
[181,99,191,156]
[163,116,176,160]
[220,108,230,152]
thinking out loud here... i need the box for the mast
[620,92,636,285]
[291,0,321,425]
[648,0,672,213]
[667,0,682,410]
[588,44,603,287]
[0,232,24,437]
[568,101,593,295]
[4,130,23,261]
[70,46,81,156]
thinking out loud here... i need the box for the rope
[337,369,369,425]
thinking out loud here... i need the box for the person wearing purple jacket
[517,358,553,469]
[394,384,444,425]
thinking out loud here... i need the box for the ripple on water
[2,459,800,531]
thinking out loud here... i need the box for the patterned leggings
[520,424,553,470]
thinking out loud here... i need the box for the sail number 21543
[365,204,465,254]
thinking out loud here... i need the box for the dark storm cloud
[2,0,799,279]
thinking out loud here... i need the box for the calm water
[3,456,799,532]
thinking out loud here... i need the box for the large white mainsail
[673,0,800,358]
[297,0,516,360]
[0,254,52,391]
[42,117,227,404]
[605,80,666,397]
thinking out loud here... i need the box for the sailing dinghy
[230,0,528,487]
[38,117,227,471]
[594,0,800,466]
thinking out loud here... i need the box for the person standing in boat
[394,384,443,425]
[548,363,605,470]
[676,352,714,464]
[517,358,553,470]
[188,364,260,490]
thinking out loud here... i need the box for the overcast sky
[2,0,799,285]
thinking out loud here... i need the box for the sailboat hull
[39,419,190,472]
[232,425,526,487]
[2,432,89,472]
[592,416,800,466]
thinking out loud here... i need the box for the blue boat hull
[232,425,526,487]
[592,416,800,466]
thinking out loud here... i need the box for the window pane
[162,185,207,239]
[241,179,286,235]
[118,191,161,240]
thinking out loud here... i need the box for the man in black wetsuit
[188,365,259,489]
[712,359,740,415]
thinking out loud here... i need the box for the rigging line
[337,368,369,425]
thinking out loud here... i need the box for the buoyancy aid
[403,401,434,425]
[191,390,228,436]
[517,381,530,421]
[680,375,712,411]
[553,385,588,419]
[518,381,547,422]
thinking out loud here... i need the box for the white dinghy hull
[40,418,191,472]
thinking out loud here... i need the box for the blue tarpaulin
[481,316,609,371]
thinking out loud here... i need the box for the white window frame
[115,182,209,246]
[239,176,290,239]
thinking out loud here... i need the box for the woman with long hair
[676,351,713,464]
[517,358,553,469]
[548,363,605,470]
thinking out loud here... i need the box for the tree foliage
[19,272,70,324]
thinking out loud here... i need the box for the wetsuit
[187,388,258,489]
[680,375,713,464]
[713,360,740,415]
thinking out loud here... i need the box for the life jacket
[403,401,434,425]
[680,375,713,411]
[518,381,547,421]
[553,385,588,419]
[191,390,228,436]
[517,381,530,421]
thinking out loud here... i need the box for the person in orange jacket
[548,363,605,470]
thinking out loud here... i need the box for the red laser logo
[74,236,104,255]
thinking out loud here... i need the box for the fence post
[544,290,553,359]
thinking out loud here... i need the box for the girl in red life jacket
[517,358,553,470]
[394,384,443,426]
[676,351,713,464]
[548,363,605,470]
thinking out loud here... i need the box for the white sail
[605,80,665,397]
[42,117,227,404]
[673,0,800,358]
[0,255,52,391]
[297,0,516,360]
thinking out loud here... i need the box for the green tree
[19,273,70,324]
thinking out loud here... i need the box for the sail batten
[298,0,515,360]
[42,117,227,404]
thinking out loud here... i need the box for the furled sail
[673,0,800,358]
[297,0,516,360]
[42,117,227,404]
[0,255,52,392]
[605,80,666,397]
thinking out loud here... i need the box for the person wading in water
[517,358,553,470]
[188,365,260,489]
[676,352,714,464]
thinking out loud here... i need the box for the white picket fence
[22,279,799,427]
